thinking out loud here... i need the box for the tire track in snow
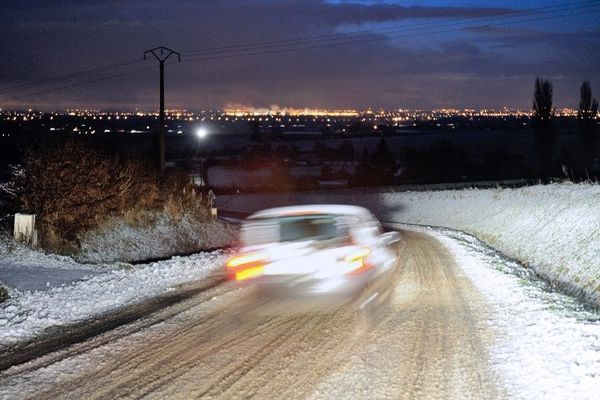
[0,275,228,372]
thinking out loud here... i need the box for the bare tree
[532,78,556,178]
[533,77,553,120]
[579,80,599,120]
[578,80,599,173]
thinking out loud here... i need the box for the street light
[195,126,208,139]
[193,126,209,190]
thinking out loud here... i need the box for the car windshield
[241,214,349,246]
[279,215,339,242]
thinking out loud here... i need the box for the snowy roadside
[397,224,600,400]
[0,233,102,272]
[0,234,108,295]
[0,207,238,348]
[0,250,228,348]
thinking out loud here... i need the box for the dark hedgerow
[0,285,8,303]
[10,141,210,252]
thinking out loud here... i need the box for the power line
[20,65,156,97]
[0,59,142,94]
[181,4,600,63]
[181,0,598,57]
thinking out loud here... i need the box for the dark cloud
[0,0,598,110]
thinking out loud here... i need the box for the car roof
[247,204,375,221]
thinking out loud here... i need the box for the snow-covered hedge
[220,183,600,306]
[76,215,238,264]
[1,212,237,265]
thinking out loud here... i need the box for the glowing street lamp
[195,126,208,139]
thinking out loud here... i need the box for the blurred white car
[226,205,399,303]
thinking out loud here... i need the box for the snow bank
[382,184,600,306]
[220,183,600,306]
[1,233,105,298]
[76,214,238,264]
[0,233,98,271]
[423,226,600,400]
[0,250,227,347]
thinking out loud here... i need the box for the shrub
[10,142,210,252]
[0,285,8,303]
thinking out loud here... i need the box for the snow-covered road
[1,228,599,399]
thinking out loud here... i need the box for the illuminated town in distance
[0,106,593,139]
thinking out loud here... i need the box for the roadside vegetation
[0,285,8,303]
[5,141,233,261]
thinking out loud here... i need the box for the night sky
[1,0,599,111]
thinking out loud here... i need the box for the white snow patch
[0,233,100,271]
[0,250,227,347]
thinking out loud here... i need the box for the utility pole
[144,46,181,171]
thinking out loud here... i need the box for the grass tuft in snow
[0,285,8,303]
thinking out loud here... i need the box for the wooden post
[14,213,38,246]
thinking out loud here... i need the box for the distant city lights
[0,106,596,140]
[223,106,359,117]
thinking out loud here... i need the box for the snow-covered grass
[377,184,600,306]
[417,225,600,400]
[0,250,228,348]
[220,183,600,306]
[76,215,237,263]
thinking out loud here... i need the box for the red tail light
[226,252,267,281]
[234,265,264,281]
[344,247,372,275]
